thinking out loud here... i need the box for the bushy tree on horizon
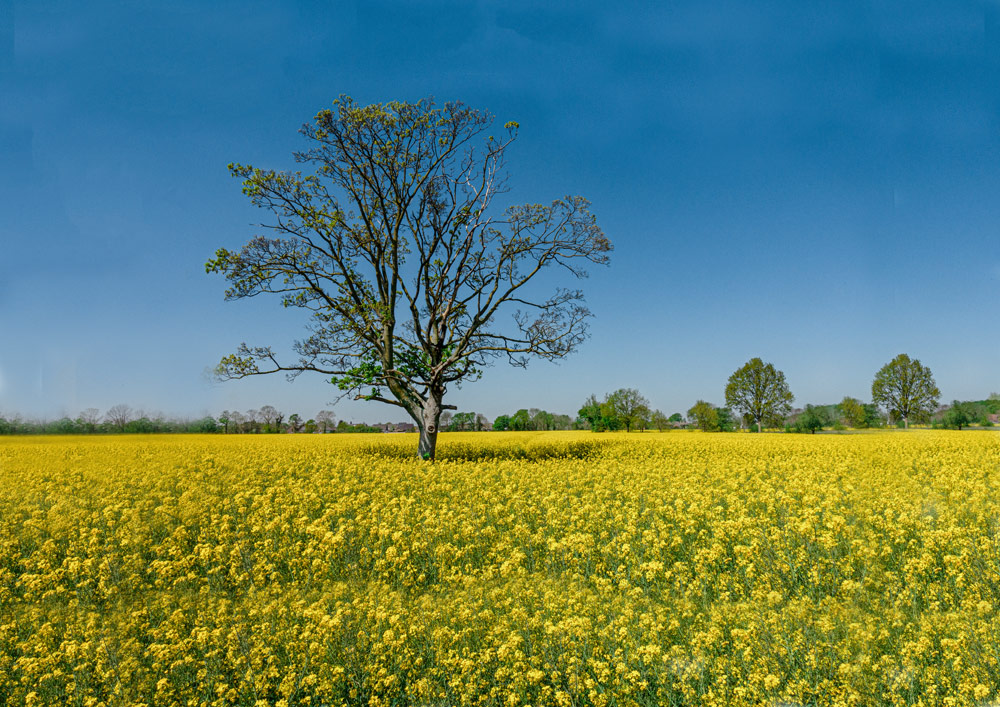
[724,358,794,433]
[578,394,619,432]
[650,409,670,431]
[942,400,973,430]
[687,400,719,432]
[838,396,867,428]
[606,388,650,433]
[871,354,940,429]
[794,404,825,434]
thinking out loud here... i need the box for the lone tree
[724,358,794,433]
[207,97,611,460]
[871,353,940,429]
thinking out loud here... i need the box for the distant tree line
[2,354,994,436]
[575,354,998,434]
[217,406,338,434]
[577,389,680,432]
[933,399,999,430]
[0,406,219,435]
[491,409,579,431]
[0,402,434,436]
[437,411,492,431]
[0,404,339,435]
[685,401,738,432]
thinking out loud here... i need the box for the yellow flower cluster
[1,431,999,706]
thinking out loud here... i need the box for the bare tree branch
[208,97,612,459]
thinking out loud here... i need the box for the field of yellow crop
[1,431,999,706]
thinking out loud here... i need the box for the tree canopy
[724,358,794,433]
[837,396,866,428]
[577,390,656,432]
[606,388,650,432]
[208,97,611,459]
[941,400,973,430]
[687,400,719,432]
[793,404,825,434]
[577,394,620,432]
[871,354,940,429]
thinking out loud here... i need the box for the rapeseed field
[1,431,999,706]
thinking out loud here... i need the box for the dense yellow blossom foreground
[2,431,1000,706]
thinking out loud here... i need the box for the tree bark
[904,416,909,429]
[416,396,442,461]
[757,417,763,434]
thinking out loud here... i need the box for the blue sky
[1,0,998,423]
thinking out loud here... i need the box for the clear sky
[1,0,998,424]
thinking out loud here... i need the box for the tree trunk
[758,417,763,434]
[904,416,909,430]
[416,397,442,461]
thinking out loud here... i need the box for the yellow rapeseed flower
[1,430,998,705]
